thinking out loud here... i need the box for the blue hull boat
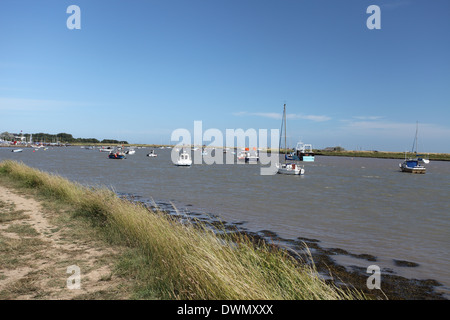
[108,152,126,159]
[399,122,428,174]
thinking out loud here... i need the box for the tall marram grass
[0,160,365,300]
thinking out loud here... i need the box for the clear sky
[1,0,449,152]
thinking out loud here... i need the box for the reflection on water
[1,146,449,292]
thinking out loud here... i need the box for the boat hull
[108,153,126,159]
[300,155,315,162]
[176,152,192,166]
[276,163,305,175]
[399,161,426,174]
[400,166,426,174]
[286,152,315,162]
[176,162,192,166]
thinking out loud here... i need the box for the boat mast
[284,104,287,164]
[415,121,419,155]
[412,121,418,155]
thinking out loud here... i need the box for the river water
[1,146,449,296]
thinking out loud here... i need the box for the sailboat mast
[415,121,419,155]
[411,121,419,154]
[284,104,287,163]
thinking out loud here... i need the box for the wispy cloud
[233,111,331,122]
[288,114,331,122]
[351,116,384,121]
[340,118,450,140]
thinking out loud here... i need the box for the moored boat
[295,142,315,162]
[286,142,315,162]
[245,152,259,163]
[276,162,305,175]
[147,150,157,157]
[399,159,426,174]
[176,151,192,166]
[237,150,246,161]
[399,122,429,174]
[277,104,305,175]
[108,148,126,159]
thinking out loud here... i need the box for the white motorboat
[176,151,192,166]
[147,150,157,157]
[11,149,23,153]
[245,153,259,163]
[276,162,305,175]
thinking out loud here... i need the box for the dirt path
[0,184,128,299]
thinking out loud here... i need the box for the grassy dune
[0,160,365,300]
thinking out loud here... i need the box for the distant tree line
[0,131,128,144]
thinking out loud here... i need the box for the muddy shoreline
[118,192,447,300]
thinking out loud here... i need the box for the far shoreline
[2,144,449,161]
[313,150,450,161]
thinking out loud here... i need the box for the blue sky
[1,0,449,152]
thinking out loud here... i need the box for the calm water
[1,147,449,295]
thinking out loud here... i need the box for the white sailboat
[276,104,305,175]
